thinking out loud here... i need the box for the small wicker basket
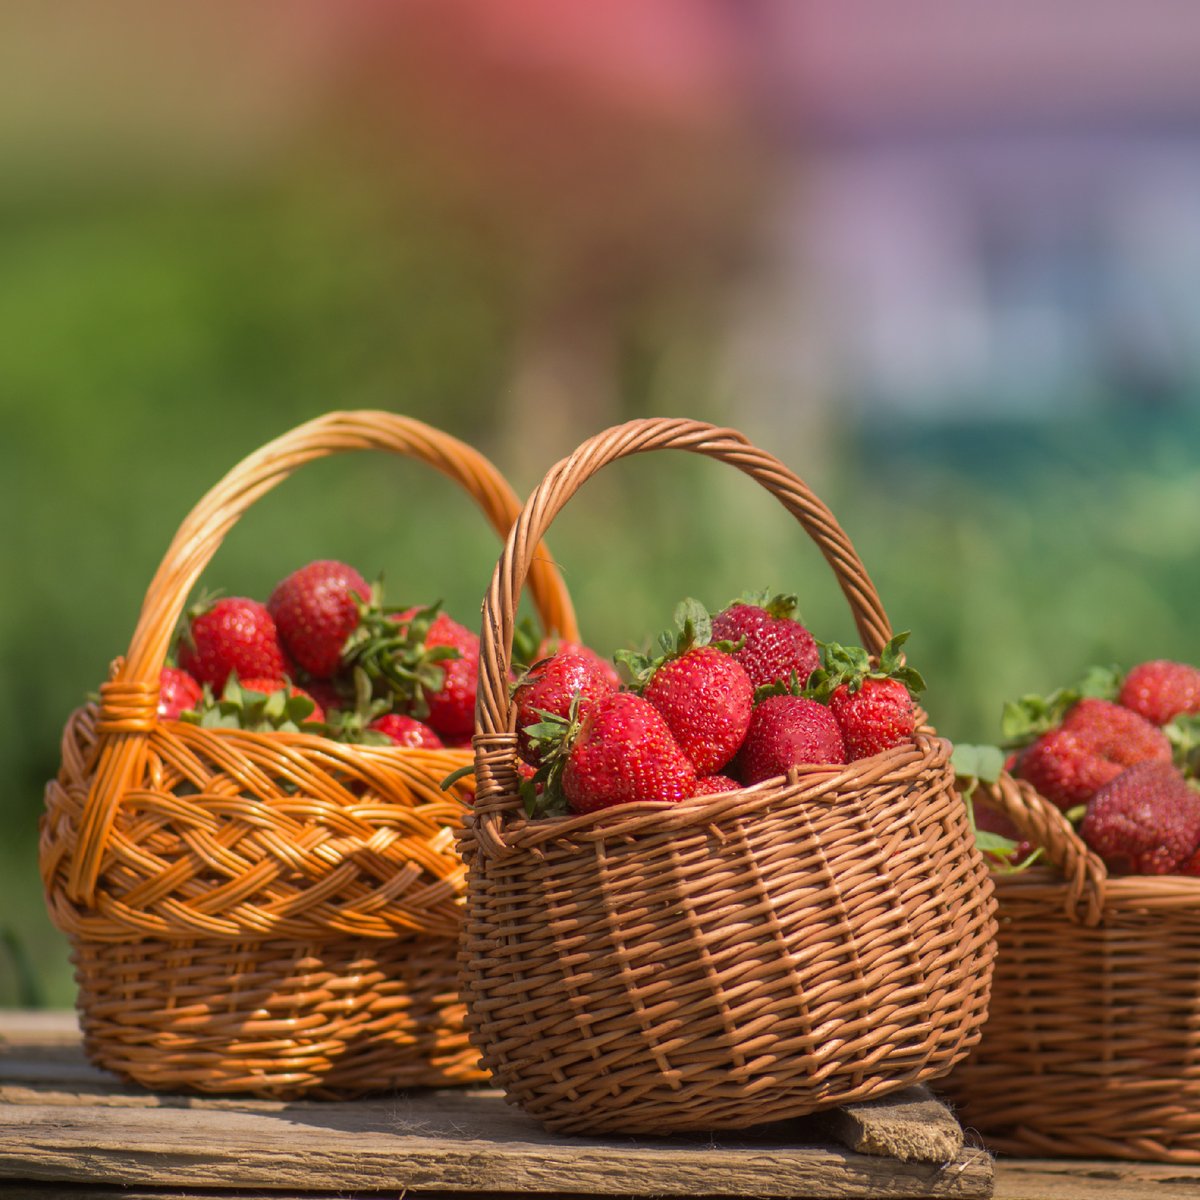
[40,409,576,1098]
[460,418,997,1136]
[942,770,1200,1163]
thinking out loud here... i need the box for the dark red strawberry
[736,695,846,785]
[711,595,819,691]
[1119,660,1200,727]
[561,692,697,813]
[692,774,742,796]
[369,713,444,749]
[972,796,1036,867]
[643,646,753,775]
[829,678,916,760]
[1019,698,1172,810]
[412,611,478,741]
[177,597,288,691]
[268,560,370,679]
[513,650,619,766]
[1081,761,1200,874]
[157,667,202,721]
[806,632,925,760]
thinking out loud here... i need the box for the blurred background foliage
[4,0,1200,1005]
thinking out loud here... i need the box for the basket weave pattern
[40,410,575,1097]
[460,418,996,1135]
[942,771,1200,1163]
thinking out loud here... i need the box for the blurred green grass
[4,173,1200,1008]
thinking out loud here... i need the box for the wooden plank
[993,1157,1200,1199]
[821,1087,963,1164]
[0,1009,990,1198]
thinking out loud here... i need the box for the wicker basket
[459,417,997,1135]
[942,769,1200,1162]
[40,409,576,1098]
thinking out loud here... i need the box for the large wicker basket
[40,410,576,1098]
[942,769,1200,1162]
[460,418,997,1135]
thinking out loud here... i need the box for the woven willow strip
[943,770,1200,1163]
[40,410,576,1097]
[460,417,997,1135]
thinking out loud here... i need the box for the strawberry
[368,713,444,749]
[1080,761,1200,875]
[805,632,925,760]
[1119,660,1200,727]
[409,610,479,741]
[177,597,288,691]
[1019,698,1172,809]
[710,594,819,691]
[643,647,753,775]
[692,774,742,796]
[561,693,697,813]
[157,667,202,721]
[267,560,370,679]
[736,695,846,785]
[618,599,754,775]
[972,796,1036,867]
[534,636,620,691]
[513,649,618,766]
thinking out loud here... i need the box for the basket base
[72,934,484,1098]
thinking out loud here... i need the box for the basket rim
[465,730,952,852]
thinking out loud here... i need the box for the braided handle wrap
[471,418,894,858]
[972,770,1107,925]
[68,409,578,903]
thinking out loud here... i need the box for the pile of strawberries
[152,559,482,750]
[511,594,927,817]
[969,660,1200,875]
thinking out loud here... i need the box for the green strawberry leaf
[1077,664,1122,700]
[951,743,1005,784]
[1166,713,1200,779]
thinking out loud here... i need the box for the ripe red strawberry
[643,646,753,775]
[1119,660,1200,727]
[177,597,288,691]
[561,692,697,813]
[236,677,327,724]
[693,774,742,796]
[268,560,370,679]
[807,632,925,761]
[513,650,619,766]
[1080,761,1200,874]
[157,667,202,721]
[535,636,620,690]
[830,678,916,760]
[736,695,846,785]
[368,713,444,749]
[1019,698,1172,809]
[972,796,1036,867]
[396,608,479,741]
[711,596,820,691]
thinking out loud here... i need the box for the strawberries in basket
[957,659,1200,877]
[510,593,928,819]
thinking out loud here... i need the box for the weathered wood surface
[0,1009,989,1199]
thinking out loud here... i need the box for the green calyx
[515,696,582,819]
[616,598,742,691]
[341,599,460,720]
[999,664,1122,749]
[510,616,544,676]
[322,667,395,747]
[1166,713,1200,780]
[179,674,325,734]
[731,590,799,620]
[804,631,926,704]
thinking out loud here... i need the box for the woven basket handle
[471,417,895,857]
[970,770,1107,925]
[68,409,578,903]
